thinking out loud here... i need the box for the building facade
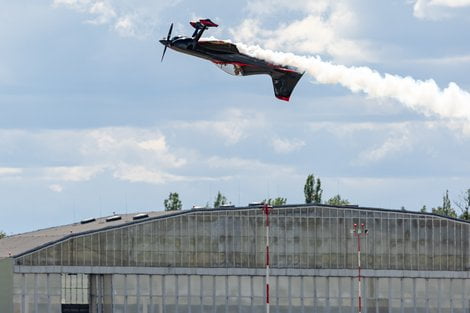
[0,205,469,313]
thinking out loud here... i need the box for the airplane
[159,19,304,101]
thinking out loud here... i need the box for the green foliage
[0,230,6,239]
[304,174,314,203]
[304,174,322,204]
[455,189,470,220]
[314,178,322,204]
[432,190,457,218]
[164,192,182,211]
[420,205,427,213]
[214,191,228,208]
[263,197,287,206]
[325,194,350,206]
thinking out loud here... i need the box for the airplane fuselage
[160,36,273,72]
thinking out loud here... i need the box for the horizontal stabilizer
[270,70,304,101]
[190,18,218,29]
[200,19,218,27]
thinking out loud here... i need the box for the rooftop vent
[80,218,96,225]
[133,213,149,220]
[106,215,122,222]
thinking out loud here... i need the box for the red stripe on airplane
[276,95,290,101]
[211,60,249,67]
[276,67,298,73]
[200,19,218,27]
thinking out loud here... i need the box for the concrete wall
[10,267,470,313]
[0,258,13,313]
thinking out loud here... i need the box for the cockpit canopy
[214,63,243,76]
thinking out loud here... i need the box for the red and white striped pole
[262,204,272,313]
[352,223,368,313]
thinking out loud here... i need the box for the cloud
[112,164,221,184]
[0,167,22,177]
[52,0,180,38]
[53,0,116,24]
[49,184,64,192]
[413,0,470,19]
[310,121,378,136]
[414,54,470,65]
[114,15,135,37]
[0,127,296,185]
[356,131,412,164]
[112,164,186,184]
[231,0,373,62]
[0,127,191,184]
[43,165,104,182]
[309,121,415,137]
[270,137,305,154]
[207,156,298,177]
[87,1,117,24]
[83,128,186,168]
[172,108,267,145]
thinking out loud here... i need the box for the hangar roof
[0,211,173,259]
[1,204,468,260]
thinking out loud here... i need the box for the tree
[263,197,287,206]
[0,230,6,239]
[432,190,457,218]
[214,191,228,208]
[454,189,470,220]
[304,174,322,204]
[314,178,322,204]
[164,192,182,211]
[420,205,427,213]
[326,194,350,206]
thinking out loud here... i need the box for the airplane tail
[190,18,218,43]
[270,70,304,101]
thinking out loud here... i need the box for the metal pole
[263,204,272,313]
[352,223,367,313]
[357,227,362,313]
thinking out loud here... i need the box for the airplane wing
[212,61,304,101]
[198,41,240,54]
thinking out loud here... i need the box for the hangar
[0,204,469,313]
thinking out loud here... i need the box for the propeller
[161,23,173,62]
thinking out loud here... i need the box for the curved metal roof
[1,204,468,259]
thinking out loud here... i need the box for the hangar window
[61,273,89,313]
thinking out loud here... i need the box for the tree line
[163,173,470,221]
[419,189,470,220]
[1,177,468,239]
[162,173,344,210]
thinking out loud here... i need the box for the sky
[1,0,470,234]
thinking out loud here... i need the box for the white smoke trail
[237,43,470,133]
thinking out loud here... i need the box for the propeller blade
[167,23,173,41]
[161,23,173,62]
[161,45,168,62]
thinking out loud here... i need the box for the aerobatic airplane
[159,19,304,101]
